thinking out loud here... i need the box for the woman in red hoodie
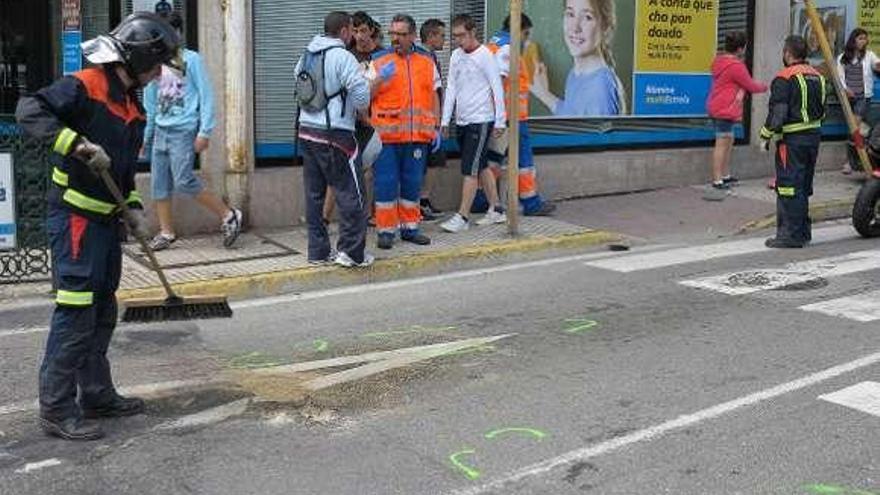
[706,32,768,190]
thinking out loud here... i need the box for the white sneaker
[441,213,469,233]
[476,209,507,226]
[333,251,374,268]
[221,208,243,248]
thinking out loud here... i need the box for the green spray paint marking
[449,449,481,480]
[362,325,458,339]
[226,352,286,369]
[563,318,599,334]
[445,344,496,357]
[484,427,547,441]
[802,484,878,495]
[313,339,329,353]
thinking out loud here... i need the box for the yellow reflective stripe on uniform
[777,186,795,197]
[62,189,116,215]
[52,167,69,187]
[53,128,79,156]
[56,290,94,306]
[795,74,809,124]
[819,75,827,105]
[760,127,775,139]
[126,190,143,205]
[782,120,821,133]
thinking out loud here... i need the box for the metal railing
[0,116,51,284]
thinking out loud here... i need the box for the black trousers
[300,135,367,263]
[774,132,820,244]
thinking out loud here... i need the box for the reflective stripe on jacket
[487,32,529,121]
[15,66,145,220]
[370,47,438,144]
[761,64,826,139]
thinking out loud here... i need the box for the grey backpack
[294,46,347,125]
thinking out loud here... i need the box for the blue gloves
[378,62,396,82]
[431,131,443,153]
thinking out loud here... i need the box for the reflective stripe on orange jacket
[371,47,438,144]
[487,34,529,121]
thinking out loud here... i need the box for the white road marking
[680,249,880,295]
[154,398,252,432]
[800,290,880,322]
[819,381,880,418]
[585,224,854,273]
[449,349,880,495]
[14,458,62,474]
[232,247,672,311]
[0,378,222,417]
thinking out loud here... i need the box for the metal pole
[803,0,872,174]
[507,0,522,236]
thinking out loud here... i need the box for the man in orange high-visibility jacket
[483,14,555,217]
[370,13,441,250]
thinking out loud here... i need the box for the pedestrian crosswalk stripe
[679,249,880,295]
[585,224,854,273]
[819,381,880,418]
[800,290,880,322]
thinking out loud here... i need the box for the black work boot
[401,232,431,245]
[765,237,805,249]
[82,395,146,419]
[39,416,104,441]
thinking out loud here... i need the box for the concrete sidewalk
[0,169,866,305]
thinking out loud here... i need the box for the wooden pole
[803,0,872,173]
[507,0,522,236]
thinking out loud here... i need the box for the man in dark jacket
[759,35,827,248]
[15,13,180,440]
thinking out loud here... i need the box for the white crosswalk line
[819,382,880,418]
[679,249,880,295]
[585,224,854,273]
[800,290,880,322]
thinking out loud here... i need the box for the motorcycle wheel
[852,178,880,238]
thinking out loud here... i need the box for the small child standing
[440,14,507,233]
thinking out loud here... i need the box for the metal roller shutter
[254,0,451,159]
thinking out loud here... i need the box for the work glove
[73,138,111,176]
[760,138,772,153]
[124,208,150,241]
[378,62,396,82]
[431,131,443,153]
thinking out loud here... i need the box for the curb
[116,229,621,303]
[736,199,854,234]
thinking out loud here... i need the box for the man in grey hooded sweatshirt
[296,11,373,267]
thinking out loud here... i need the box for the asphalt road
[1,220,879,495]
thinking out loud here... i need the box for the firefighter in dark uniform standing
[760,35,827,249]
[15,13,181,440]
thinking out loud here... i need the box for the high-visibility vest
[370,47,438,144]
[487,31,529,122]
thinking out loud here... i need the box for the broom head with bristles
[121,295,233,323]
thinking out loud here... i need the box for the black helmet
[110,12,181,78]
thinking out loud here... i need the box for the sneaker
[420,199,443,216]
[711,181,730,190]
[420,206,438,222]
[476,209,507,226]
[39,416,104,441]
[334,251,375,268]
[308,255,334,266]
[148,232,176,251]
[721,175,739,185]
[222,208,243,248]
[377,233,394,250]
[441,213,470,233]
[524,202,557,217]
[401,232,431,245]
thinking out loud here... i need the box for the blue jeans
[150,126,203,200]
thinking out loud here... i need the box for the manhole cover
[724,270,827,291]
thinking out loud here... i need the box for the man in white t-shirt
[440,14,507,233]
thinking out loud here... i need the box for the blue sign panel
[62,31,82,75]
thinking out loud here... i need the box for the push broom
[98,168,233,323]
